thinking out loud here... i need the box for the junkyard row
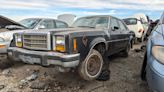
[0,12,163,92]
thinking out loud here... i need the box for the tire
[141,52,147,81]
[122,43,131,57]
[133,37,138,44]
[78,49,104,81]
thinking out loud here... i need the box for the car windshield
[72,16,109,28]
[19,18,41,29]
[123,18,137,25]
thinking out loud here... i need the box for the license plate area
[19,54,41,64]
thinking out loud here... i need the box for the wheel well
[93,42,106,55]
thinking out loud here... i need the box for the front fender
[89,37,107,51]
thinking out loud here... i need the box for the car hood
[0,29,32,41]
[0,15,25,29]
[23,27,103,35]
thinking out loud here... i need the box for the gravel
[0,44,149,92]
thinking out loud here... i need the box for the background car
[141,12,164,92]
[0,17,68,54]
[123,14,149,43]
[8,15,133,81]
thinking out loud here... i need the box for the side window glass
[39,20,56,29]
[56,21,68,28]
[118,21,127,31]
[110,18,119,31]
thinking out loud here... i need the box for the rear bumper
[7,47,80,68]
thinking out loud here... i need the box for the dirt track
[0,44,149,92]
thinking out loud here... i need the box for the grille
[23,34,49,50]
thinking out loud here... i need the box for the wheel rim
[86,55,101,76]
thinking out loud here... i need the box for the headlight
[54,35,65,52]
[0,37,5,42]
[15,33,22,47]
[152,46,164,64]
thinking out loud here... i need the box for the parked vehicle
[8,15,133,81]
[123,14,149,42]
[141,12,164,92]
[0,17,68,53]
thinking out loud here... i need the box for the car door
[108,17,122,53]
[118,20,130,48]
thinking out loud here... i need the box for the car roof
[77,15,121,21]
[21,18,65,22]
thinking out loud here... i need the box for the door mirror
[38,25,46,29]
[112,26,119,31]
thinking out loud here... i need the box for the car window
[72,16,109,28]
[19,19,41,29]
[118,20,127,31]
[110,18,119,30]
[56,21,68,28]
[123,18,137,25]
[39,19,56,29]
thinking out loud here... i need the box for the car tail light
[138,29,142,33]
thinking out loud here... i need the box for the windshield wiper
[77,26,95,28]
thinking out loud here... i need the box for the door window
[118,20,127,31]
[56,21,68,28]
[110,18,119,31]
[39,20,56,29]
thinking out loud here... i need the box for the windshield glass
[72,16,109,28]
[123,18,137,25]
[19,18,41,29]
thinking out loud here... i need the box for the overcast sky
[0,0,163,21]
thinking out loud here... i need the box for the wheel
[78,49,103,81]
[133,37,138,44]
[141,52,147,81]
[122,43,131,57]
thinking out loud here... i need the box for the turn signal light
[0,45,6,48]
[73,38,77,51]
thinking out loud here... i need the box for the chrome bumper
[0,42,10,54]
[7,47,80,68]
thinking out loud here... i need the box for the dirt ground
[0,44,149,92]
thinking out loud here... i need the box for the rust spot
[82,36,88,47]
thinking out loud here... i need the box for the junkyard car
[8,15,133,80]
[141,12,164,92]
[123,14,149,42]
[0,17,68,53]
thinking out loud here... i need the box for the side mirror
[38,25,46,29]
[112,26,119,31]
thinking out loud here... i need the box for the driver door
[108,17,122,53]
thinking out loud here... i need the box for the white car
[123,15,149,42]
[0,16,69,54]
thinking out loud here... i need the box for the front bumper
[7,47,80,68]
[147,65,164,92]
[0,42,10,54]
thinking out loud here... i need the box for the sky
[0,0,163,21]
